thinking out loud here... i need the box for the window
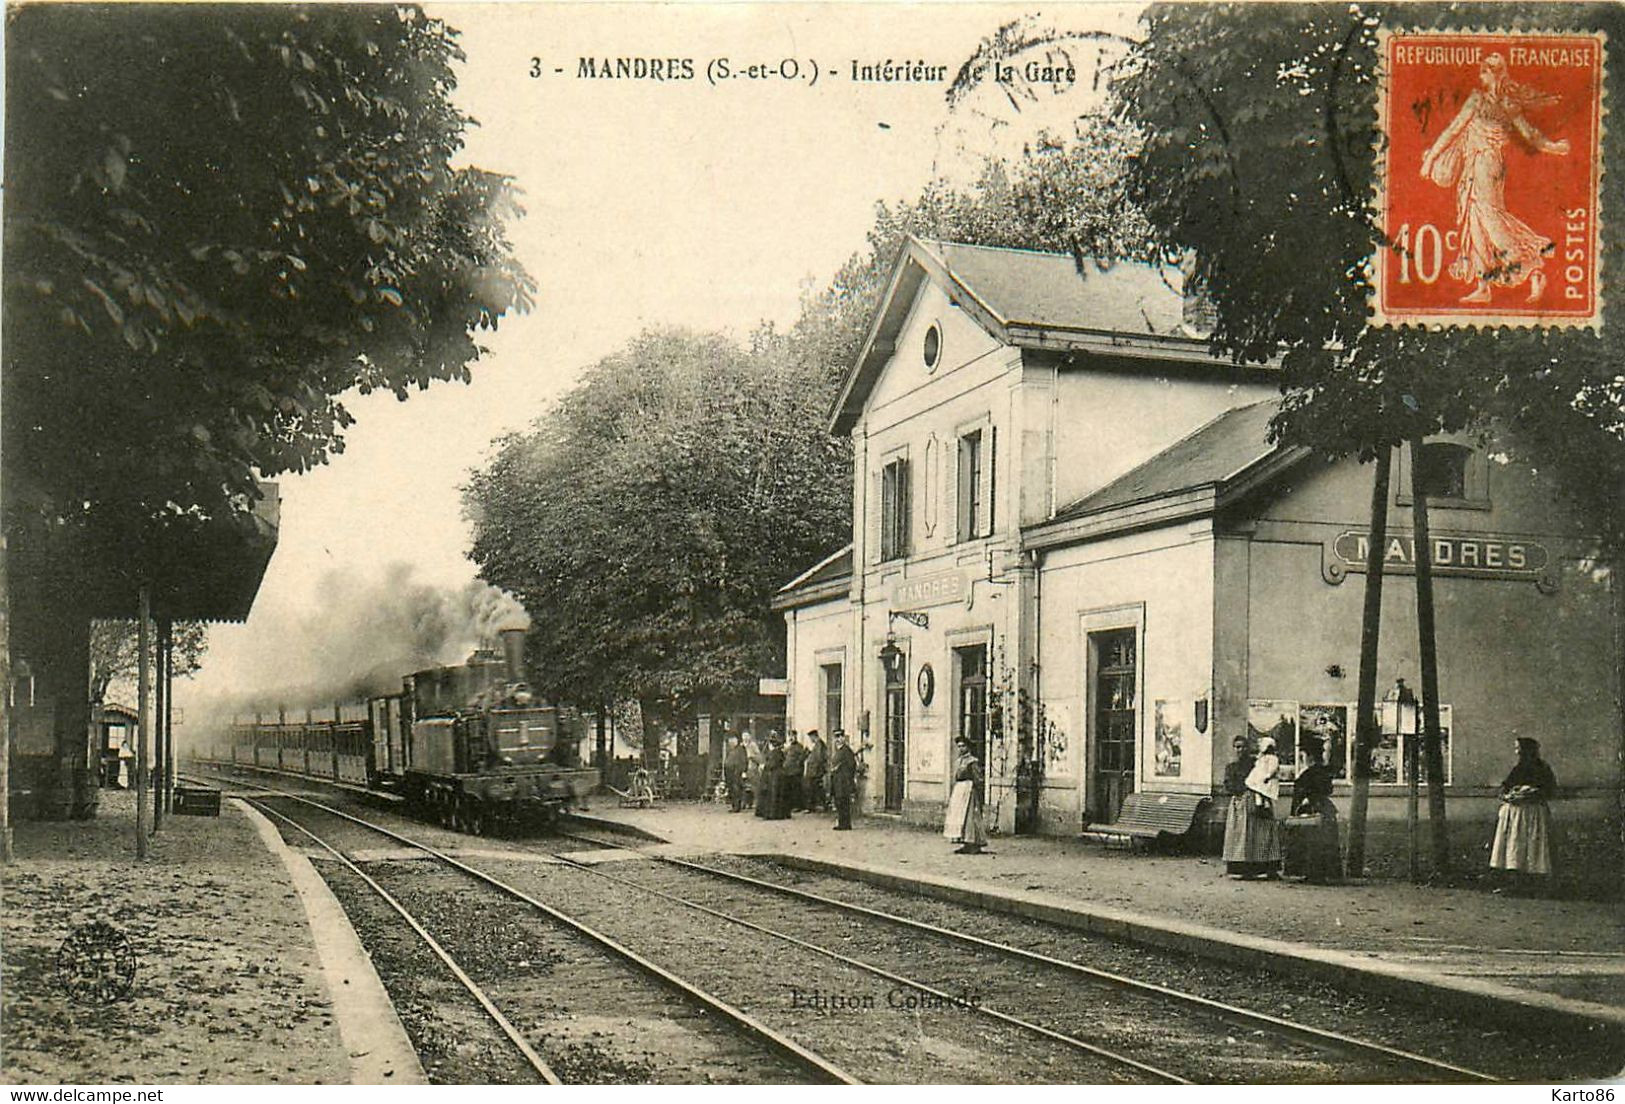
[821,663,843,737]
[1416,443,1470,499]
[1399,439,1488,509]
[956,426,994,541]
[880,457,911,561]
[923,323,942,371]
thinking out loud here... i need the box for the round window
[922,323,942,371]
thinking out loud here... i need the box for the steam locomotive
[205,628,599,833]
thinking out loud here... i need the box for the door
[1090,628,1137,823]
[955,644,989,801]
[883,663,907,812]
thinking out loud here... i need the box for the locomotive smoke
[220,563,530,714]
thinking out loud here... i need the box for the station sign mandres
[1331,532,1549,581]
[891,570,969,610]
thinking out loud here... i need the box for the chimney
[498,627,528,684]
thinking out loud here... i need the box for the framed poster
[1400,705,1454,786]
[1298,703,1350,781]
[1153,699,1183,778]
[1370,730,1401,784]
[1247,699,1299,781]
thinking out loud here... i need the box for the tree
[789,119,1155,390]
[3,4,532,823]
[463,329,852,749]
[90,620,209,705]
[5,4,533,538]
[1115,3,1625,874]
[1116,3,1625,536]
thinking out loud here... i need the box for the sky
[177,2,1143,720]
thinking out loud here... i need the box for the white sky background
[179,2,1143,718]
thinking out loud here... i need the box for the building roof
[80,484,281,622]
[830,236,1258,436]
[1051,400,1283,522]
[923,240,1188,336]
[771,544,853,611]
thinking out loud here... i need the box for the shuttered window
[880,457,911,561]
[956,426,995,540]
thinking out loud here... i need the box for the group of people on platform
[1223,729,1558,889]
[721,728,859,830]
[1222,731,1343,883]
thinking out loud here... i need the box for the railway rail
[249,799,562,1084]
[229,782,858,1084]
[187,771,1517,1083]
[548,828,1503,1085]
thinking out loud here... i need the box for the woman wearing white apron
[943,736,988,854]
[1492,736,1556,890]
[1240,735,1284,879]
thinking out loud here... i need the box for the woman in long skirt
[1491,737,1556,887]
[1234,735,1284,879]
[944,737,988,854]
[1290,737,1342,884]
[1222,735,1266,876]
[755,736,785,820]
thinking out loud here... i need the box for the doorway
[883,659,907,812]
[954,643,989,801]
[1089,628,1137,823]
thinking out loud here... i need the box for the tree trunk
[1345,448,1392,878]
[0,531,11,863]
[1410,436,1449,875]
[136,585,150,859]
[153,618,165,832]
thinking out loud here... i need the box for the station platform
[572,797,1625,1036]
[0,788,420,1085]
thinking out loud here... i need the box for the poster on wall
[1247,699,1299,781]
[1400,705,1453,786]
[1298,703,1350,780]
[1369,729,1401,784]
[1153,699,1183,777]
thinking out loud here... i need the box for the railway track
[204,778,1185,1082]
[219,781,854,1084]
[548,828,1503,1085]
[250,800,563,1084]
[189,772,1517,1083]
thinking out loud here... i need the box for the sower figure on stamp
[1420,52,1570,304]
[829,730,857,831]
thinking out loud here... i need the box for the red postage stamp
[1373,30,1606,329]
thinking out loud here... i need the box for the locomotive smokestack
[498,627,528,684]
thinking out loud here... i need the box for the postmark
[1372,29,1606,330]
[55,921,138,1005]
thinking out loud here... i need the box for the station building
[773,237,1621,871]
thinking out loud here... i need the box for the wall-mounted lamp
[878,634,904,678]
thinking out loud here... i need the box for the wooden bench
[1081,792,1210,851]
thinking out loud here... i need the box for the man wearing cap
[829,730,857,830]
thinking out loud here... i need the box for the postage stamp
[1372,30,1606,330]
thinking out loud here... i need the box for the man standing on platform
[804,729,828,812]
[830,730,856,830]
